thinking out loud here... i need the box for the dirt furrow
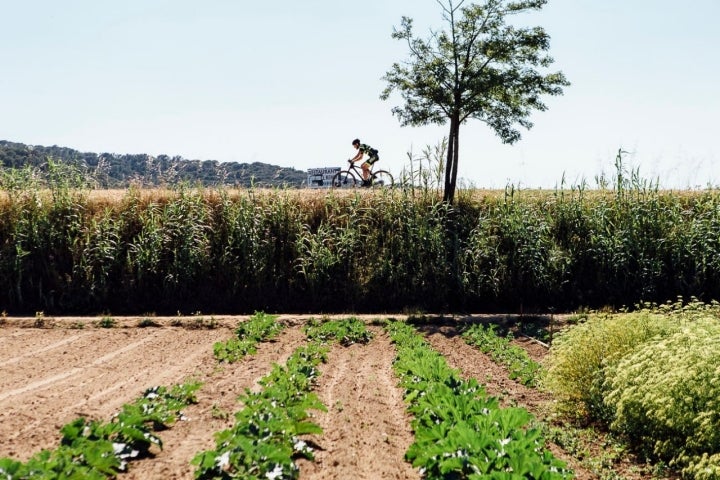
[0,327,234,460]
[0,333,158,401]
[298,326,419,480]
[0,331,95,368]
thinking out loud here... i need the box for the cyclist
[349,138,379,186]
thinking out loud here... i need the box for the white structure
[307,167,341,188]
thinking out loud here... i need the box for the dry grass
[2,186,713,209]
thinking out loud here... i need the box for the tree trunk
[443,113,460,204]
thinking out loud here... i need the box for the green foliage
[603,318,720,479]
[461,195,570,303]
[0,381,201,478]
[96,316,116,328]
[303,317,374,346]
[543,308,682,421]
[135,382,202,427]
[462,323,542,387]
[386,320,571,479]
[3,183,720,315]
[214,312,284,363]
[0,140,307,188]
[193,344,328,479]
[381,0,568,203]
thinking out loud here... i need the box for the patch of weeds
[34,311,46,328]
[651,461,669,478]
[96,316,116,328]
[191,312,219,328]
[517,316,552,343]
[540,422,654,480]
[566,313,588,324]
[138,318,161,328]
[70,321,85,329]
[542,424,589,460]
[369,317,389,327]
[211,404,229,421]
[188,317,218,330]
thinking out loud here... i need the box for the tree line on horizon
[0,140,307,188]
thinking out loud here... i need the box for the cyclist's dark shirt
[359,143,379,161]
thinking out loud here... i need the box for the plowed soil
[0,315,651,479]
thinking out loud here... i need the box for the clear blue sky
[2,1,718,188]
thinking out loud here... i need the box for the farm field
[0,315,663,479]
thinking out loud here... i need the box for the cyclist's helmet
[352,139,360,146]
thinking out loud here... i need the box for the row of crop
[193,343,328,479]
[461,323,542,387]
[544,301,720,479]
[213,311,286,363]
[0,382,201,479]
[194,317,374,479]
[386,320,572,479]
[2,184,720,314]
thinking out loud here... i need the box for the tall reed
[2,163,720,314]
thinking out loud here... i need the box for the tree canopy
[381,0,569,203]
[0,140,307,188]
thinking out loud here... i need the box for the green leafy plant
[213,312,284,362]
[303,317,374,346]
[138,317,160,327]
[462,323,542,387]
[0,380,201,478]
[386,320,571,479]
[193,344,328,479]
[96,316,116,328]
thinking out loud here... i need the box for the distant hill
[0,140,307,188]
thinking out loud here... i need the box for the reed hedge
[1,183,719,315]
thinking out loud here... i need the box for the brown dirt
[296,326,419,480]
[0,315,663,479]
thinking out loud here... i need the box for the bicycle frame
[331,160,394,189]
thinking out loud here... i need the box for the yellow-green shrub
[603,318,720,479]
[543,310,680,421]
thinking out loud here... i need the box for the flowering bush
[603,318,720,479]
[543,309,679,421]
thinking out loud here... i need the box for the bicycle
[331,160,394,189]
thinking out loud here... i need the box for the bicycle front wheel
[370,170,394,188]
[331,171,357,189]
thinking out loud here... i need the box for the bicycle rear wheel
[370,170,394,188]
[331,171,357,189]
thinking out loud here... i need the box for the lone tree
[381,0,569,203]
